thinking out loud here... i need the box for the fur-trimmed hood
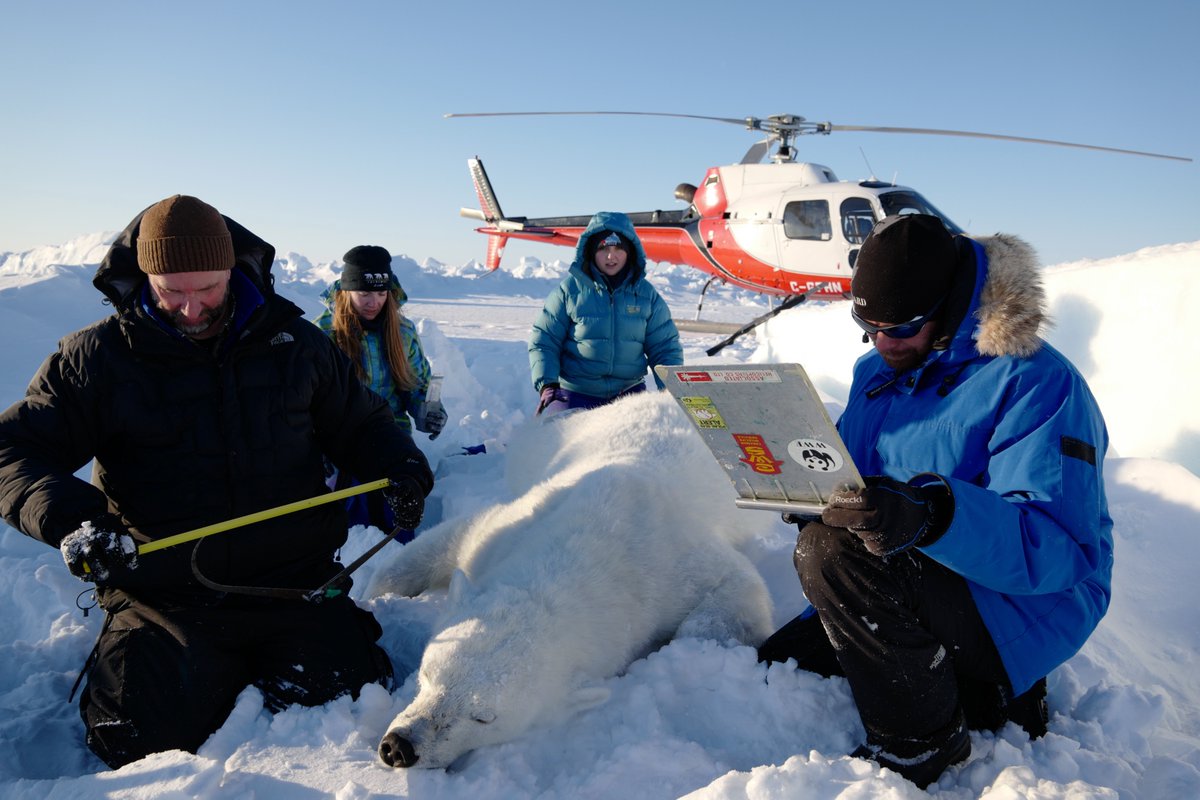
[937,233,1047,361]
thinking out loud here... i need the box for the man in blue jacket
[760,215,1113,788]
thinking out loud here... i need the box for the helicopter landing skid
[674,319,744,335]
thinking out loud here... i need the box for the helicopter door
[839,196,877,269]
[776,199,846,291]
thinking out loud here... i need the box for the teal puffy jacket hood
[572,211,648,283]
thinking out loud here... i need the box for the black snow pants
[78,593,394,768]
[759,522,1046,745]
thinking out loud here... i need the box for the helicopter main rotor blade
[445,110,754,127]
[825,123,1191,163]
[445,112,1190,163]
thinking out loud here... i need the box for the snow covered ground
[1,235,1198,799]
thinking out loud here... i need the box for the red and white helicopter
[452,111,1189,308]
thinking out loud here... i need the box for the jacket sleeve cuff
[909,472,955,548]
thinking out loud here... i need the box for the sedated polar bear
[367,390,775,769]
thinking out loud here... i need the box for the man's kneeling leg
[250,598,394,712]
[80,603,250,768]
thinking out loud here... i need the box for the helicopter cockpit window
[783,201,831,241]
[878,191,964,234]
[839,198,876,244]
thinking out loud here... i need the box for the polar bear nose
[379,732,419,767]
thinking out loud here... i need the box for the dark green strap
[188,524,411,603]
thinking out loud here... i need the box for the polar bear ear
[448,568,475,604]
[567,686,611,713]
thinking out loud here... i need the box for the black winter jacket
[0,205,433,607]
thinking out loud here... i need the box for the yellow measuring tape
[84,477,391,572]
[138,477,391,555]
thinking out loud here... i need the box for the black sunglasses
[851,295,946,340]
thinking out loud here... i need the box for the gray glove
[414,399,447,439]
[822,475,952,557]
[60,514,138,582]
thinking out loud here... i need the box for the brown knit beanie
[136,195,235,274]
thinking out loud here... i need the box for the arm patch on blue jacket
[1061,435,1096,465]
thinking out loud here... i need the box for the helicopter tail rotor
[467,157,505,223]
[460,157,533,271]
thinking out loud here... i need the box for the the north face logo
[269,332,295,346]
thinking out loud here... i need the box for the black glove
[384,477,426,531]
[60,513,138,582]
[781,511,819,527]
[822,475,952,557]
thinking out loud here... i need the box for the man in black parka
[0,195,434,768]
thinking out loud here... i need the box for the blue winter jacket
[837,233,1113,695]
[314,280,432,433]
[529,211,682,397]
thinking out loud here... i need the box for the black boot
[1007,677,1049,739]
[959,675,1009,732]
[851,709,971,789]
[756,610,843,677]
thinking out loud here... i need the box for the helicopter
[450,111,1190,308]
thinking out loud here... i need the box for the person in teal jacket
[529,211,682,416]
[315,245,446,532]
[760,215,1113,788]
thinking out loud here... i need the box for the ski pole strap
[67,610,112,703]
[138,477,392,557]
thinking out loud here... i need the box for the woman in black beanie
[315,245,445,532]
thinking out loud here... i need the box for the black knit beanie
[136,195,235,274]
[340,245,395,291]
[850,214,958,323]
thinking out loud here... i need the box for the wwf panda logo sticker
[787,438,845,473]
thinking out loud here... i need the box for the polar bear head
[378,578,610,769]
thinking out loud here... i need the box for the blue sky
[2,1,1196,270]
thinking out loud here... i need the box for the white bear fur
[367,391,774,768]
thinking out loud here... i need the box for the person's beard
[879,348,927,373]
[874,321,939,373]
[167,288,231,338]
